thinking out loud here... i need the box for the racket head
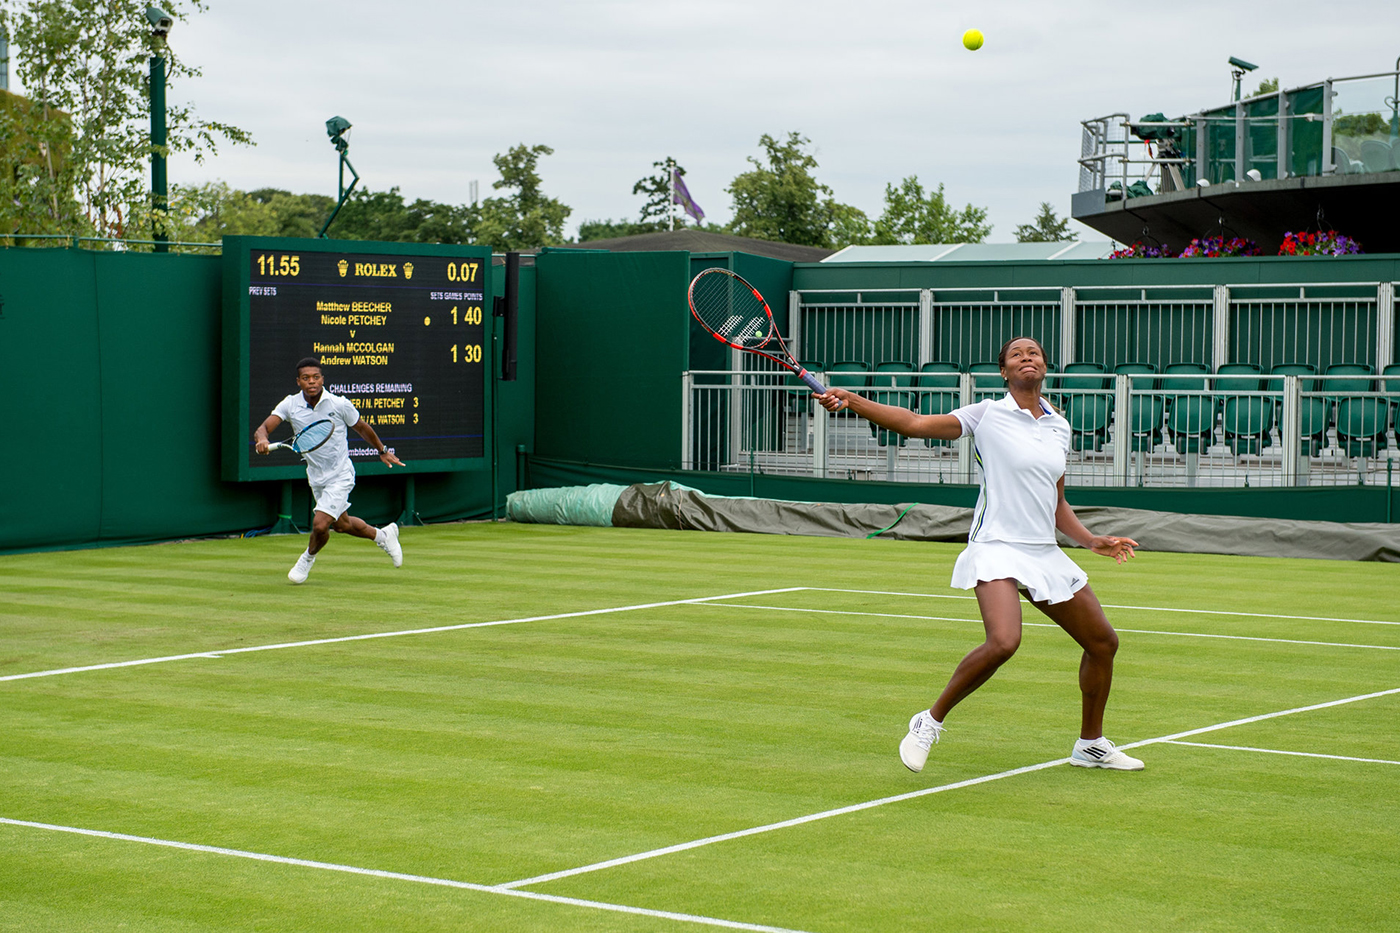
[291,419,334,453]
[688,268,777,351]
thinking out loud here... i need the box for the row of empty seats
[794,360,1400,457]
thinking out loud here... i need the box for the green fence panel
[534,250,690,469]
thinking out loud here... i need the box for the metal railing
[681,371,1400,489]
[1078,70,1400,198]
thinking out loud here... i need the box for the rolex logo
[337,260,349,277]
[403,262,414,280]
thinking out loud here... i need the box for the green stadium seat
[827,361,870,389]
[1384,363,1400,424]
[1214,362,1263,393]
[1299,397,1331,456]
[1335,397,1390,458]
[1323,363,1374,401]
[916,388,962,448]
[869,391,913,446]
[1114,362,1157,390]
[916,361,960,388]
[871,361,916,388]
[1222,396,1275,456]
[1067,394,1113,452]
[1264,362,1316,393]
[1163,365,1212,453]
[968,362,1003,401]
[1127,394,1165,451]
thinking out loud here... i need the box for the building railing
[681,371,1399,489]
[1078,70,1400,198]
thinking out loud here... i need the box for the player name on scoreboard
[242,246,490,470]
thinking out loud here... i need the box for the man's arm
[253,414,282,455]
[351,418,405,467]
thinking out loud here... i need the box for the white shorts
[310,477,355,519]
[950,540,1088,605]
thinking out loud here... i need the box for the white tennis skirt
[950,540,1088,605]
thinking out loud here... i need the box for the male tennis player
[254,357,405,583]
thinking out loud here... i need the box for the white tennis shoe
[376,522,403,567]
[1070,736,1144,771]
[288,551,316,584]
[899,710,945,773]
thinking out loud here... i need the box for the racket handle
[797,369,827,394]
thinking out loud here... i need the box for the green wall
[533,249,690,469]
[0,246,538,553]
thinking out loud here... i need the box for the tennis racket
[687,268,827,393]
[266,419,334,456]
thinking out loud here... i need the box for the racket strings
[690,272,772,349]
[293,421,333,452]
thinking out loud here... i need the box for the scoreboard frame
[221,235,495,483]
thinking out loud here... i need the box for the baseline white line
[0,588,807,684]
[0,818,813,933]
[500,685,1400,891]
[1165,741,1400,766]
[702,603,1400,653]
[804,587,1400,626]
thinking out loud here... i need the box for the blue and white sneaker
[899,710,945,773]
[1070,736,1144,770]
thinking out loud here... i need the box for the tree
[1253,77,1280,96]
[1014,202,1076,243]
[473,143,571,251]
[871,176,990,244]
[829,201,873,248]
[726,132,836,247]
[1,0,251,242]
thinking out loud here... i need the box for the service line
[702,603,1400,653]
[498,686,1400,891]
[804,587,1400,627]
[0,588,806,684]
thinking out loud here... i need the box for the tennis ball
[962,28,983,50]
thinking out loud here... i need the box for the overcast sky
[11,0,1400,241]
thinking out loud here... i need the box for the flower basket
[1278,230,1363,256]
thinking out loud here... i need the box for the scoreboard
[221,236,494,482]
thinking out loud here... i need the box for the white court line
[703,603,1400,653]
[804,587,1400,627]
[0,588,806,684]
[1165,741,1400,766]
[499,685,1400,891]
[0,818,811,933]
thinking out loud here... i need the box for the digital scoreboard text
[235,242,492,477]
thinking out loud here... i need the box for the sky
[9,0,1400,241]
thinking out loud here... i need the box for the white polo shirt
[271,389,361,488]
[953,393,1071,545]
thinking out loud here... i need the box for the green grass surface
[1,523,1397,932]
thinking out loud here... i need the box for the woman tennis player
[815,337,1144,772]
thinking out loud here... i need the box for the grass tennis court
[2,523,1397,932]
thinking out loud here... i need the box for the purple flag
[671,169,704,223]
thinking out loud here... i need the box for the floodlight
[1228,56,1258,72]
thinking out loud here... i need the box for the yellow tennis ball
[963,28,983,50]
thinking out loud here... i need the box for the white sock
[302,550,316,563]
[374,528,385,545]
